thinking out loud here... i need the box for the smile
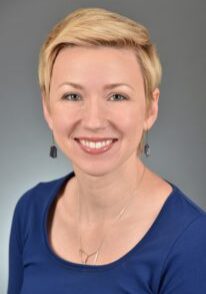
[75,138,118,154]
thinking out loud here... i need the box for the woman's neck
[63,158,146,227]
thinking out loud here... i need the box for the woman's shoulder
[14,171,74,215]
[166,180,206,220]
[154,177,206,257]
[146,168,206,244]
[145,168,206,223]
[157,202,206,293]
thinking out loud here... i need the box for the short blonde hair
[38,7,162,155]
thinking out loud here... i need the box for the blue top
[8,171,206,294]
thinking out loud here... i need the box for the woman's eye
[110,93,128,101]
[61,93,127,101]
[62,93,81,101]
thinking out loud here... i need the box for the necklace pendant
[79,248,99,265]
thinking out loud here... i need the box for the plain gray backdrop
[1,0,206,293]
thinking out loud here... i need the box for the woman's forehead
[54,46,139,68]
[51,46,144,90]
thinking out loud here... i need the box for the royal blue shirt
[7,171,206,293]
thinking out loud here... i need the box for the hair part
[38,7,162,156]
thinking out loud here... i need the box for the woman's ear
[143,88,160,131]
[41,94,53,131]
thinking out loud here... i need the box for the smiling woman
[38,8,162,158]
[42,45,156,173]
[7,6,206,294]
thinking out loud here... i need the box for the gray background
[1,0,205,292]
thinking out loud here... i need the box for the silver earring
[144,130,151,157]
[49,132,57,158]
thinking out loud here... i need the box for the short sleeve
[158,214,206,294]
[7,198,24,294]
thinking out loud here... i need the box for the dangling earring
[49,132,57,158]
[144,129,151,157]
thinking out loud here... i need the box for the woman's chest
[47,178,172,266]
[47,202,162,266]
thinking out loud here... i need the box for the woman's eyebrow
[57,82,134,91]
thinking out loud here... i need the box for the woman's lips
[75,137,118,142]
[75,138,118,155]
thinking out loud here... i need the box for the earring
[49,132,57,158]
[144,129,151,157]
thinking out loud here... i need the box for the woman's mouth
[74,138,118,155]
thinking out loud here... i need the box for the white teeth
[79,139,113,149]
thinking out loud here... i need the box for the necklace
[77,165,146,265]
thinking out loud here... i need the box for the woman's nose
[82,98,108,130]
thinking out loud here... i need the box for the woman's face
[42,46,159,176]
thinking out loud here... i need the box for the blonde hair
[38,7,162,155]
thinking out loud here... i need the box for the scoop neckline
[43,170,178,271]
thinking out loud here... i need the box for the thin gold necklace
[78,165,146,265]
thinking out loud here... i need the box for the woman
[8,7,206,294]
